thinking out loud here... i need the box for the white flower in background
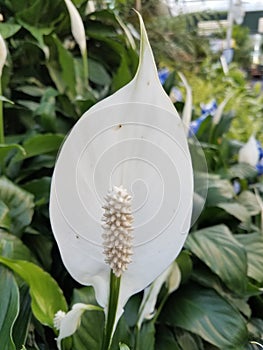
[50,11,193,345]
[137,261,181,329]
[238,135,259,167]
[54,303,101,350]
[0,34,7,77]
[64,0,86,56]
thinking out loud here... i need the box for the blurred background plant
[0,0,263,349]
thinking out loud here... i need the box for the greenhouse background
[0,0,263,349]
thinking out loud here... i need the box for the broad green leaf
[21,133,64,159]
[0,266,19,350]
[22,177,51,205]
[0,256,67,328]
[0,201,11,230]
[206,178,234,206]
[71,287,104,349]
[176,331,204,350]
[0,144,26,169]
[227,163,258,180]
[89,58,111,86]
[34,88,58,132]
[191,264,251,318]
[0,95,14,104]
[0,177,34,235]
[155,325,181,350]
[0,230,32,261]
[51,35,76,97]
[236,233,263,283]
[0,23,21,38]
[176,250,192,284]
[17,20,51,56]
[185,225,247,293]
[237,191,261,216]
[217,202,250,223]
[111,53,133,92]
[134,321,155,350]
[162,285,248,349]
[12,285,32,349]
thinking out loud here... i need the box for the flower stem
[82,48,89,89]
[102,270,121,350]
[0,79,4,144]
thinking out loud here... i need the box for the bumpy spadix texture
[102,186,133,277]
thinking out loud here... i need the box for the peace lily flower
[0,34,7,144]
[64,0,88,82]
[54,303,102,350]
[0,34,7,77]
[137,260,181,329]
[238,135,259,167]
[50,12,193,349]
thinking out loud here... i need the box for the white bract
[238,135,259,167]
[64,0,86,56]
[50,11,193,330]
[0,34,7,77]
[137,261,181,329]
[54,303,101,350]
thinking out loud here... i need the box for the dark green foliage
[0,1,262,350]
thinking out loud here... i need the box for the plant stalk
[82,48,89,89]
[101,270,121,350]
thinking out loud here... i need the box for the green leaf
[0,201,11,230]
[155,325,181,350]
[206,177,234,206]
[22,177,51,205]
[176,331,204,350]
[0,256,67,328]
[71,286,104,349]
[51,35,76,97]
[111,53,133,92]
[237,191,261,216]
[0,230,32,261]
[236,233,263,283]
[185,225,247,293]
[227,163,258,180]
[21,133,64,159]
[161,285,248,349]
[176,250,192,284]
[89,58,111,86]
[216,202,250,223]
[0,177,34,235]
[0,144,26,169]
[119,343,131,350]
[34,88,58,132]
[12,285,32,349]
[0,95,14,104]
[0,23,21,38]
[0,266,19,350]
[134,321,155,350]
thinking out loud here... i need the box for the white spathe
[54,303,99,350]
[64,0,86,55]
[50,12,193,326]
[238,135,259,167]
[0,34,7,76]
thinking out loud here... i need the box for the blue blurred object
[233,179,241,194]
[256,140,263,175]
[158,68,170,85]
[190,99,218,135]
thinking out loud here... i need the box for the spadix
[50,12,193,327]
